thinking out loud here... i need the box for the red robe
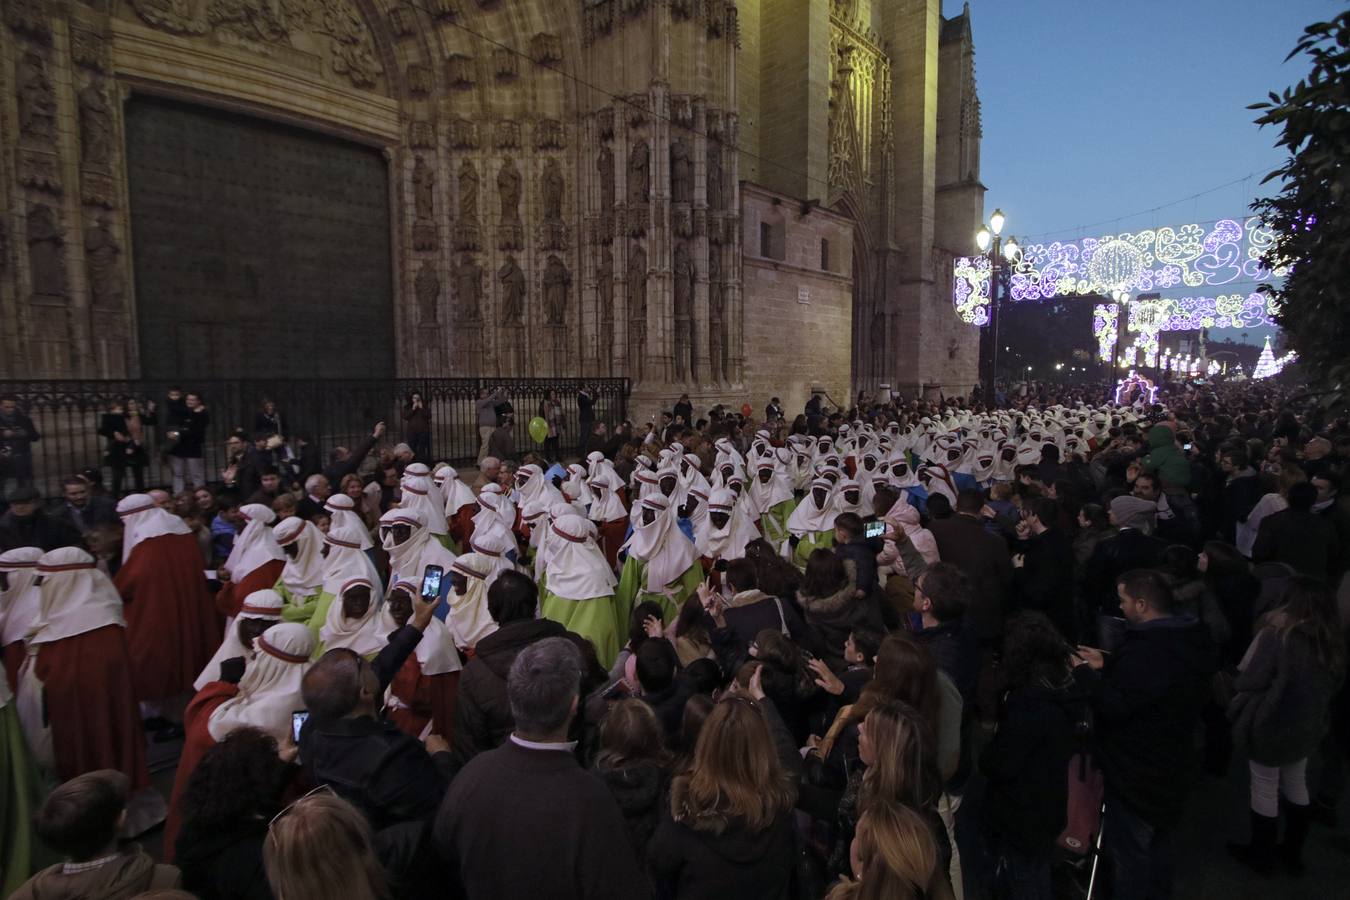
[162,681,238,862]
[386,656,459,741]
[32,624,149,789]
[115,532,224,702]
[599,517,629,570]
[214,559,285,619]
[448,503,476,549]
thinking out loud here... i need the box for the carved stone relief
[70,28,111,72]
[448,118,478,150]
[598,243,615,364]
[126,0,383,90]
[627,139,649,207]
[446,54,476,87]
[27,204,67,301]
[415,262,440,323]
[493,48,518,79]
[627,243,647,377]
[597,108,615,142]
[708,246,724,381]
[497,158,521,223]
[531,32,563,65]
[407,63,433,95]
[495,121,521,150]
[458,161,479,221]
[409,120,436,149]
[79,81,115,170]
[84,218,124,310]
[535,119,564,150]
[542,255,571,325]
[498,254,526,324]
[5,0,51,42]
[670,137,692,204]
[541,158,564,223]
[706,142,723,210]
[412,155,437,250]
[626,95,649,129]
[453,254,483,322]
[672,242,693,379]
[17,52,57,147]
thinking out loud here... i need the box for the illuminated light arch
[953,216,1282,327]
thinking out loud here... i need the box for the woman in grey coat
[1227,575,1345,874]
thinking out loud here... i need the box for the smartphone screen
[291,710,309,743]
[864,520,885,539]
[420,564,444,600]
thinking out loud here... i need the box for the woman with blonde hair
[649,673,799,899]
[264,789,388,900]
[826,804,955,900]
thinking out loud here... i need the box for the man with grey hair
[296,473,330,522]
[435,637,649,900]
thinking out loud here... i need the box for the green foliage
[1249,12,1350,406]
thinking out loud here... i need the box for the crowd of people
[0,377,1346,900]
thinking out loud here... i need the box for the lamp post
[1109,289,1129,387]
[975,209,1020,407]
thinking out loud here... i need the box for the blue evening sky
[954,0,1341,344]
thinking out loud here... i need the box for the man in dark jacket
[832,512,881,601]
[435,637,650,900]
[1011,497,1078,641]
[1215,445,1261,545]
[451,572,595,771]
[926,490,1013,642]
[298,593,450,833]
[1253,481,1342,581]
[322,421,386,489]
[1083,495,1167,621]
[0,485,83,552]
[1074,569,1217,900]
[704,559,820,674]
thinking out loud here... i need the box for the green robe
[539,588,624,669]
[435,532,461,554]
[1,702,54,895]
[304,589,339,655]
[614,557,704,627]
[273,582,321,626]
[791,530,834,569]
[758,498,797,548]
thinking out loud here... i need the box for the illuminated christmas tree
[1253,336,1278,379]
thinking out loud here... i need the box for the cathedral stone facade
[0,0,982,407]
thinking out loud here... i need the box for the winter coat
[981,677,1088,856]
[175,820,272,900]
[648,799,795,900]
[593,762,669,865]
[451,618,589,769]
[1140,424,1191,489]
[1230,624,1344,766]
[1087,616,1217,828]
[11,850,179,900]
[798,576,871,670]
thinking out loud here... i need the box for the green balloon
[528,416,549,444]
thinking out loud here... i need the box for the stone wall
[740,182,853,417]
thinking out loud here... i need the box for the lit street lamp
[975,209,1021,405]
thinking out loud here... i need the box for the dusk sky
[954,0,1341,344]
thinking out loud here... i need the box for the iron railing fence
[0,377,629,497]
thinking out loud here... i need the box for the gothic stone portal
[124,96,394,379]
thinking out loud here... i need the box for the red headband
[117,502,157,517]
[37,562,96,573]
[258,635,309,664]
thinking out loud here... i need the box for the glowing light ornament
[1252,337,1278,379]
[1115,370,1158,406]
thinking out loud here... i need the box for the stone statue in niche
[17,53,57,146]
[497,158,522,223]
[706,142,723,210]
[84,218,124,310]
[627,140,649,207]
[541,158,564,223]
[672,242,694,379]
[670,138,693,204]
[498,254,526,324]
[415,262,440,323]
[542,255,571,325]
[0,223,7,273]
[79,82,114,169]
[627,244,647,376]
[597,145,615,212]
[598,245,615,323]
[453,254,483,322]
[27,205,67,299]
[708,246,724,382]
[598,244,615,364]
[458,160,479,220]
[412,155,435,221]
